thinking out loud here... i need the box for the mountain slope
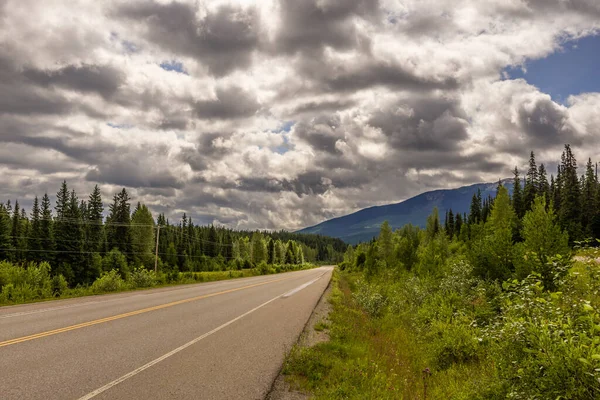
[298,180,512,244]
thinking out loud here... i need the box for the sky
[0,0,599,231]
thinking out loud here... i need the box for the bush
[353,280,387,317]
[430,319,481,369]
[91,270,126,293]
[51,274,68,297]
[129,268,157,288]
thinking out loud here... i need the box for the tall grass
[0,261,316,306]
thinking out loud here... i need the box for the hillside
[298,180,512,244]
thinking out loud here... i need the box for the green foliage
[102,249,130,279]
[129,267,157,288]
[91,269,125,293]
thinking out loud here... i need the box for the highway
[0,267,333,400]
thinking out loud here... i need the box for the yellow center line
[0,275,294,349]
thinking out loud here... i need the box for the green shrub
[91,270,126,293]
[353,280,387,317]
[129,268,157,288]
[51,274,68,296]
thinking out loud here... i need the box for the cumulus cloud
[0,0,598,231]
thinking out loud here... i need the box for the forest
[284,144,600,399]
[0,181,344,303]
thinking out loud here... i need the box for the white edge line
[76,271,327,400]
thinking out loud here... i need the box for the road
[0,266,333,400]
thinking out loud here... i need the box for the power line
[0,247,240,260]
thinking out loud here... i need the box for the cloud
[194,86,260,120]
[0,0,598,231]
[117,1,261,76]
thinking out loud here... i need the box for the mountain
[298,180,513,244]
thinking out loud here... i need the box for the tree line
[0,182,344,286]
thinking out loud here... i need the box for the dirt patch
[266,279,333,400]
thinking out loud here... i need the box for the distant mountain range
[298,180,513,244]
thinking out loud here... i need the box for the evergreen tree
[517,195,569,287]
[472,186,516,281]
[206,225,218,258]
[582,158,597,236]
[469,190,482,224]
[267,238,275,264]
[558,144,582,242]
[512,167,524,219]
[66,190,86,284]
[447,209,455,239]
[251,232,267,265]
[28,196,42,261]
[0,204,12,260]
[538,164,550,202]
[87,185,104,253]
[131,203,155,267]
[39,193,54,263]
[10,200,22,261]
[523,151,538,212]
[106,188,132,258]
[454,212,463,237]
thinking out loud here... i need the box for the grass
[282,269,494,399]
[0,264,316,307]
[313,321,330,332]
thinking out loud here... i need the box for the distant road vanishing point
[0,267,333,400]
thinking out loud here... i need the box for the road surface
[0,267,333,400]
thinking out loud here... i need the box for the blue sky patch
[275,121,295,133]
[160,60,188,75]
[505,34,600,103]
[107,122,133,130]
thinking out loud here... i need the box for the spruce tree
[87,185,104,253]
[106,188,132,259]
[29,196,42,262]
[523,151,538,212]
[206,225,218,257]
[518,195,569,286]
[39,193,54,263]
[469,190,482,224]
[66,190,85,284]
[0,204,12,260]
[10,201,24,262]
[447,209,455,239]
[131,203,155,268]
[512,167,524,219]
[582,158,597,236]
[558,144,582,242]
[538,164,550,202]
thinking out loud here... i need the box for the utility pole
[154,225,161,273]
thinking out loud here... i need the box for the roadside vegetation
[284,145,600,399]
[0,260,316,306]
[0,180,343,306]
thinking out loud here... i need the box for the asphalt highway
[0,267,333,400]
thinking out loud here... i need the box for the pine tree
[131,203,155,267]
[87,185,104,253]
[106,188,132,258]
[10,201,23,262]
[29,196,42,261]
[39,193,54,263]
[66,189,85,284]
[454,212,463,238]
[518,195,569,286]
[0,204,12,260]
[469,190,482,224]
[558,144,582,242]
[538,164,550,202]
[512,167,524,219]
[523,151,538,212]
[582,158,597,236]
[206,225,218,257]
[447,209,455,239]
[472,186,516,281]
